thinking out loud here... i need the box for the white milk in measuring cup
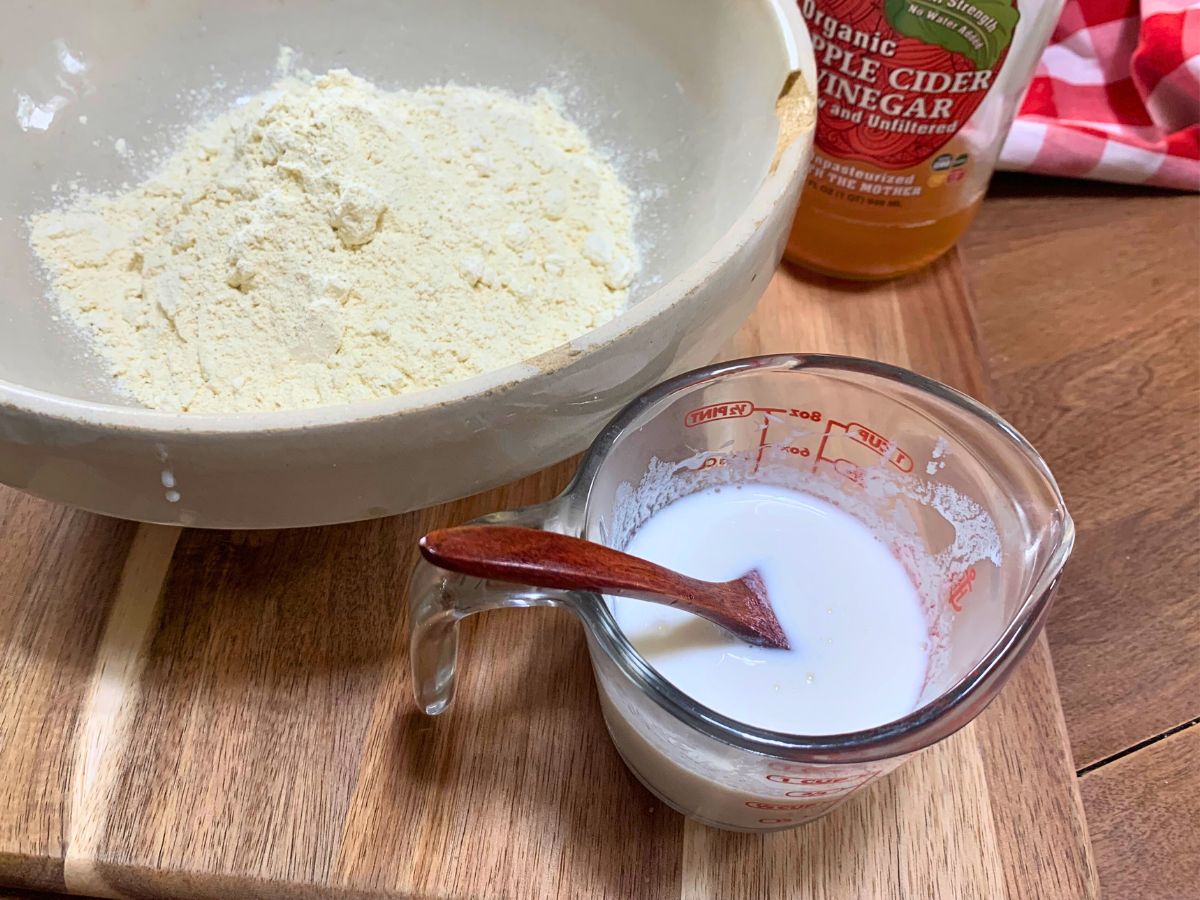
[612,484,930,735]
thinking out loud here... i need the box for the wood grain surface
[1079,725,1200,900]
[0,252,1099,899]
[0,492,138,891]
[962,177,1200,771]
[960,176,1200,900]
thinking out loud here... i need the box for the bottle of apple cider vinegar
[786,0,1064,279]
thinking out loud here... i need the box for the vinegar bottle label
[788,0,1062,278]
[805,0,1018,164]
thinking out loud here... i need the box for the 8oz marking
[789,409,823,422]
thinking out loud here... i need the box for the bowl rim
[0,0,814,437]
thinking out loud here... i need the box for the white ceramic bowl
[0,0,815,528]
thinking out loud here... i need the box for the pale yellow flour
[29,69,639,412]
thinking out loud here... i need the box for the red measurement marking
[778,445,811,458]
[684,400,755,428]
[752,415,770,475]
[787,408,823,422]
[766,773,863,785]
[782,788,842,798]
[948,568,976,612]
[687,455,729,472]
[816,419,915,478]
[746,801,820,810]
[845,423,915,472]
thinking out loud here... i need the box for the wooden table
[1,174,1194,898]
[961,175,1200,900]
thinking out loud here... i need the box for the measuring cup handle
[408,500,578,716]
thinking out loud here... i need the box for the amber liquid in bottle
[785,190,984,281]
[784,131,990,280]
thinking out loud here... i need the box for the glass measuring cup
[409,354,1073,832]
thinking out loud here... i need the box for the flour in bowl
[29,68,639,412]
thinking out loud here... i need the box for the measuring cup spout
[408,500,580,715]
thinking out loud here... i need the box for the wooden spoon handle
[419,525,707,604]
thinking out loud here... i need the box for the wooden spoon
[419,525,790,650]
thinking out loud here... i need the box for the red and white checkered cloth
[998,0,1200,189]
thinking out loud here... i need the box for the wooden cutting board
[0,255,1099,900]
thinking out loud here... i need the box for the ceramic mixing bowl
[0,0,815,528]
